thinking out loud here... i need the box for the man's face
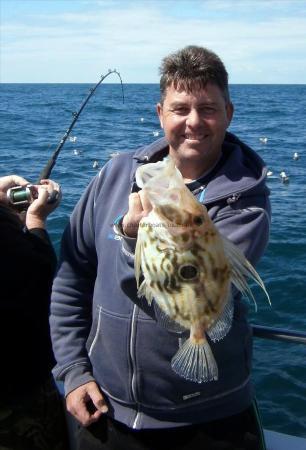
[157,82,233,173]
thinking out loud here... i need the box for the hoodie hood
[132,132,269,204]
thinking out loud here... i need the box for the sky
[1,0,306,84]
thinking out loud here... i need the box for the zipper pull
[198,187,206,203]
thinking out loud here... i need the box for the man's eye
[200,107,216,115]
[172,107,188,115]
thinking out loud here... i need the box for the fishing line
[38,69,124,181]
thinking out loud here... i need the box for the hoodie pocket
[87,306,102,356]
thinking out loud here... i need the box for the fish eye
[179,264,198,281]
[193,215,205,226]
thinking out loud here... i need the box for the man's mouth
[184,133,208,141]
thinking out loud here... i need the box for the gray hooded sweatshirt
[50,132,271,430]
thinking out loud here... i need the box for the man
[50,46,270,449]
[0,176,68,450]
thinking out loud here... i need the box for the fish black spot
[212,268,219,280]
[193,215,205,226]
[181,232,190,242]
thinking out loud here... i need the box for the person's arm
[50,173,109,426]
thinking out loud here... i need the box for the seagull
[279,171,290,183]
[259,137,268,144]
[293,152,300,160]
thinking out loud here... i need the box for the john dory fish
[135,157,270,383]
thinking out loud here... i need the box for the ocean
[1,82,306,438]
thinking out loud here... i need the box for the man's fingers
[122,191,152,237]
[128,192,143,214]
[138,190,152,214]
[66,382,107,427]
[0,175,28,193]
[88,384,108,413]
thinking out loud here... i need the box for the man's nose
[186,109,202,127]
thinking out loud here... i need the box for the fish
[134,157,270,383]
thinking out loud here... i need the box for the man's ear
[156,103,164,129]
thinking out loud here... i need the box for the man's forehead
[164,82,223,101]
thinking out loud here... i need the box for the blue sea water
[1,82,306,438]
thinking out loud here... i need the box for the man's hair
[159,45,230,104]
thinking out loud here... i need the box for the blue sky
[1,0,306,83]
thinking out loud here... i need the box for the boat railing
[252,324,306,345]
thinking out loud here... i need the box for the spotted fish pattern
[135,157,270,383]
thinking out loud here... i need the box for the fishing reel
[7,185,59,210]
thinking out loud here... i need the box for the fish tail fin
[171,336,218,383]
[222,237,271,310]
[207,292,234,342]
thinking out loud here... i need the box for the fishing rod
[252,324,306,345]
[7,69,124,208]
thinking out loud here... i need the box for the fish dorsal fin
[222,236,271,310]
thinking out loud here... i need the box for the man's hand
[66,381,108,427]
[26,179,61,229]
[122,190,152,238]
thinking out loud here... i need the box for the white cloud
[1,0,306,83]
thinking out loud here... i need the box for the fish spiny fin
[171,336,218,383]
[222,236,271,311]
[207,292,234,342]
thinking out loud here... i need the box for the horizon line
[1,82,306,85]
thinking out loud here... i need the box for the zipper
[130,304,141,429]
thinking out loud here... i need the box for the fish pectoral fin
[171,335,218,383]
[138,279,154,305]
[207,291,234,342]
[222,236,271,310]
